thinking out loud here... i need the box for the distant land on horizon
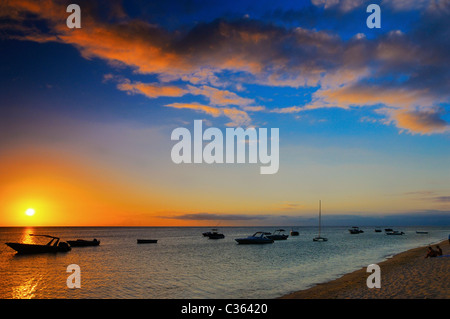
[4,211,449,228]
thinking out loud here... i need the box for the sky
[0,0,449,226]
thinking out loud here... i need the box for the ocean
[0,226,448,299]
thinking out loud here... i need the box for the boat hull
[67,239,100,247]
[386,231,405,235]
[207,234,225,239]
[137,239,158,244]
[6,243,71,254]
[266,235,288,240]
[235,238,274,244]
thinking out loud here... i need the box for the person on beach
[435,245,442,256]
[425,246,438,258]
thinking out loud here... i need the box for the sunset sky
[0,0,449,226]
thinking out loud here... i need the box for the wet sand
[281,239,449,299]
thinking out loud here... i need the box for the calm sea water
[0,226,448,299]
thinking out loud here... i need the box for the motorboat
[290,229,299,236]
[5,234,71,254]
[386,230,405,235]
[267,229,289,240]
[416,231,428,234]
[348,226,364,234]
[374,228,382,232]
[205,229,225,239]
[67,239,100,247]
[235,232,274,244]
[137,239,158,244]
[384,228,393,232]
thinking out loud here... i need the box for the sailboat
[313,200,328,242]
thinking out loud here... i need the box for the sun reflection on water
[20,228,36,244]
[11,276,42,299]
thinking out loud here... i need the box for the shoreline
[280,239,449,299]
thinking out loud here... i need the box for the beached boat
[5,234,71,254]
[137,239,158,244]
[290,229,299,236]
[348,226,364,234]
[67,239,100,247]
[386,230,405,235]
[235,232,274,244]
[205,229,225,239]
[313,200,328,242]
[267,229,289,240]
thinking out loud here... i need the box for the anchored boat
[67,239,100,247]
[267,229,289,240]
[204,229,225,239]
[137,239,158,244]
[348,226,364,234]
[313,200,328,242]
[5,234,71,254]
[290,229,299,236]
[235,232,274,244]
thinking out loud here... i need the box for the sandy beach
[281,239,449,299]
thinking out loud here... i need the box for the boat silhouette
[6,234,71,254]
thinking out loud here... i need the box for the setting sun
[25,208,35,216]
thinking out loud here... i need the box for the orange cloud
[3,0,449,135]
[187,85,255,107]
[381,108,449,135]
[117,81,188,98]
[165,103,251,126]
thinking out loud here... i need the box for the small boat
[67,239,100,247]
[5,234,71,254]
[313,200,328,242]
[374,228,382,232]
[235,232,274,244]
[137,239,158,244]
[384,228,393,232]
[290,229,299,236]
[386,230,405,236]
[348,226,364,234]
[267,229,289,240]
[205,229,225,239]
[416,231,428,234]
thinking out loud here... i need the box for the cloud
[187,85,255,107]
[403,191,450,204]
[271,106,304,114]
[117,80,188,98]
[432,196,450,203]
[2,0,450,134]
[165,102,251,127]
[159,213,269,221]
[311,0,447,12]
[384,108,449,135]
[311,0,366,12]
[158,211,450,226]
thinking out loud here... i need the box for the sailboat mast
[318,200,321,237]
